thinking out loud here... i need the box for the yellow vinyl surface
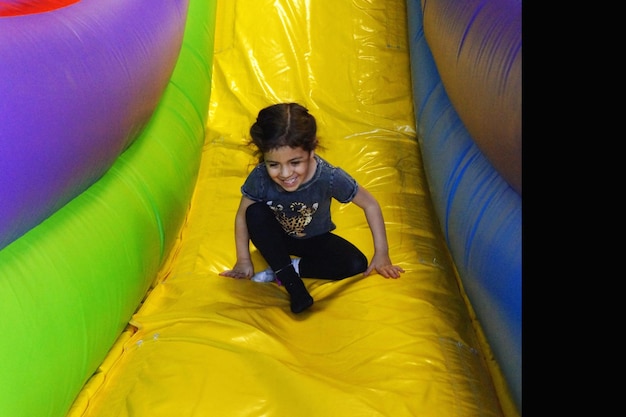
[72,0,506,415]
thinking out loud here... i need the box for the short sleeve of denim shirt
[330,165,358,203]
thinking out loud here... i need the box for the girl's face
[263,146,316,192]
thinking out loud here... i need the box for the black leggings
[246,202,368,280]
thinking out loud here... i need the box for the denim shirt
[241,155,358,238]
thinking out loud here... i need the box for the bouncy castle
[0,0,521,416]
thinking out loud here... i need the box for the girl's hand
[219,260,254,279]
[364,252,404,279]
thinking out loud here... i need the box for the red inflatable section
[0,0,79,16]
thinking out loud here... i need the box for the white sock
[291,257,301,275]
[251,258,301,283]
[251,268,275,283]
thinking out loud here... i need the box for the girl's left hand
[364,253,404,279]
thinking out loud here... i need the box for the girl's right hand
[219,260,254,279]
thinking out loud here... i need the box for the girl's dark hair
[249,103,319,161]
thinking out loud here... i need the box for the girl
[220,103,404,313]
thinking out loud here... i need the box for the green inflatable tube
[0,1,217,416]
